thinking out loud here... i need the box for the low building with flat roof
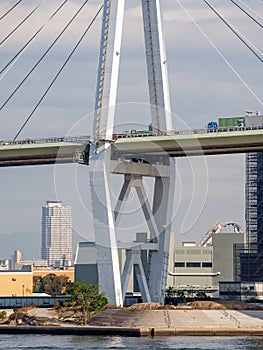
[168,226,246,296]
[0,268,33,297]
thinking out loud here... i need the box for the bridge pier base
[112,156,175,305]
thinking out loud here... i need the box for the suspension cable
[0,0,69,77]
[175,0,263,106]
[238,0,263,23]
[13,4,104,141]
[229,0,263,29]
[0,0,23,21]
[203,0,263,63]
[0,1,44,47]
[0,0,89,111]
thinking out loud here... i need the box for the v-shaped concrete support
[112,158,175,304]
[121,248,151,303]
[114,174,160,241]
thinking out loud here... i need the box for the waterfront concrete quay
[88,308,263,336]
[1,309,263,337]
[0,324,263,337]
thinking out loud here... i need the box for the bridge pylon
[89,0,175,306]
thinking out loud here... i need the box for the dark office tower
[246,152,263,249]
[245,153,258,244]
[256,152,263,253]
[238,152,263,281]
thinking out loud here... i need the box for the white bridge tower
[89,0,175,306]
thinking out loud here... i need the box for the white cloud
[211,81,243,96]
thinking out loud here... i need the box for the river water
[0,335,263,350]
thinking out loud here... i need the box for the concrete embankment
[87,308,263,336]
[0,325,142,337]
[150,328,263,337]
[1,325,263,337]
[1,308,263,337]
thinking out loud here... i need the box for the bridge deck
[0,128,263,167]
[0,137,90,167]
[114,128,263,157]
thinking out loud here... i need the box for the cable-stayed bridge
[1,1,262,306]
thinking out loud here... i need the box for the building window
[186,262,201,268]
[186,250,200,255]
[202,262,212,268]
[175,250,185,255]
[174,262,185,268]
[202,250,212,255]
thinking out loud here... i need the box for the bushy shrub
[0,311,7,319]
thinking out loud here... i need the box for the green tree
[33,274,69,296]
[33,276,44,293]
[68,282,108,325]
[0,311,7,320]
[166,286,176,298]
[196,291,208,300]
[175,290,186,304]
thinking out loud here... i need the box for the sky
[0,0,262,259]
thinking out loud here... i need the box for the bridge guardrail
[0,135,90,146]
[113,125,263,139]
[1,125,263,146]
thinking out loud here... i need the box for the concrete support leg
[89,144,123,306]
[133,177,159,241]
[121,250,133,300]
[148,158,175,303]
[134,257,151,302]
[114,175,132,226]
[141,0,172,132]
[121,249,151,303]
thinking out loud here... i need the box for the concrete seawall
[0,325,142,337]
[151,328,263,337]
[1,308,263,337]
[1,325,263,337]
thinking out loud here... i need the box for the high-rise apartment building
[12,249,22,270]
[41,201,72,266]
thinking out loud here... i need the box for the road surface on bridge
[0,127,263,166]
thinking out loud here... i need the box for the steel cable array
[14,4,103,141]
[0,0,90,111]
[0,0,23,21]
[0,1,44,47]
[229,0,263,29]
[1,0,262,139]
[0,0,69,77]
[203,0,263,63]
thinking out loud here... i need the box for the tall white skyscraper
[41,200,72,266]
